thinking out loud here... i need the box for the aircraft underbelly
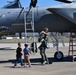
[11,13,76,33]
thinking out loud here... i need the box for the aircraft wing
[55,0,73,3]
[47,7,76,24]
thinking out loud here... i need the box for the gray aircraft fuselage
[0,3,76,33]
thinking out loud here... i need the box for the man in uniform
[39,27,51,64]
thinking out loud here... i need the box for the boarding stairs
[68,32,76,61]
[24,8,37,54]
[24,8,34,42]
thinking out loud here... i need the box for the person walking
[14,42,24,67]
[23,43,31,68]
[39,27,51,65]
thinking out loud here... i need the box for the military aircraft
[0,0,76,60]
[1,0,76,33]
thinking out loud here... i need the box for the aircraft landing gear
[54,51,63,61]
[51,32,64,61]
[54,39,64,61]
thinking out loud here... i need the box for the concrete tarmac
[0,43,76,75]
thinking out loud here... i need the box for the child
[14,42,24,67]
[23,43,31,68]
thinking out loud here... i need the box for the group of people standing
[14,27,52,68]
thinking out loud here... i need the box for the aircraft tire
[54,51,64,61]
